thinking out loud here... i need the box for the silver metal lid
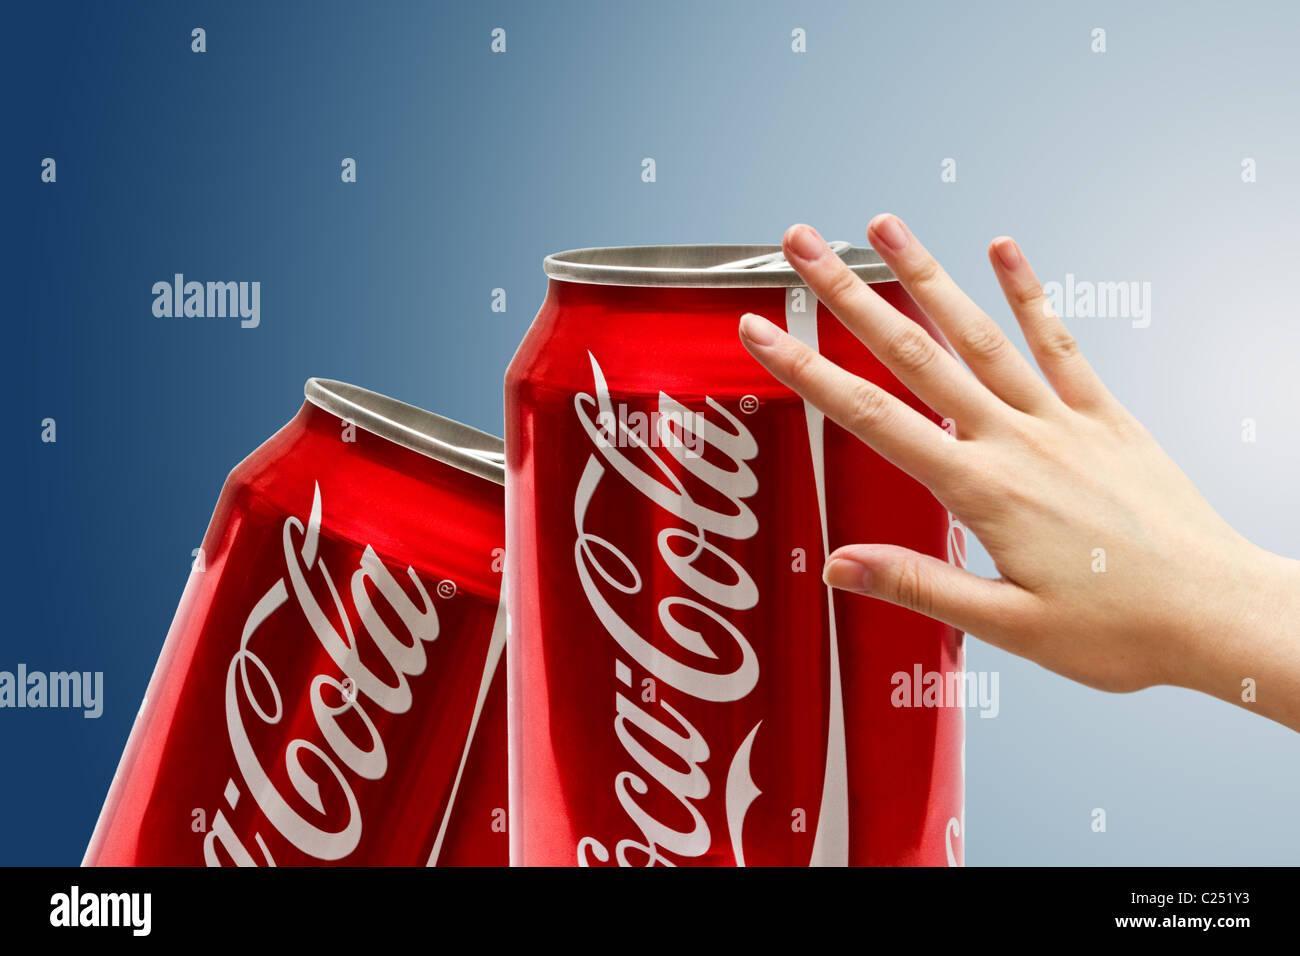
[542,243,896,288]
[304,378,505,486]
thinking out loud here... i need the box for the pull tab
[704,240,851,273]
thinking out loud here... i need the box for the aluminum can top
[305,378,504,485]
[542,243,896,289]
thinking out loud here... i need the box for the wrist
[1178,544,1300,730]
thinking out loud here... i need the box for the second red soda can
[506,245,967,866]
[85,379,509,866]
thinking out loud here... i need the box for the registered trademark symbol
[437,579,457,599]
[739,394,760,414]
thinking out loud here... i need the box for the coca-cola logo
[570,353,765,867]
[202,482,442,865]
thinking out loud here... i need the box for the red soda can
[506,245,967,866]
[85,379,509,866]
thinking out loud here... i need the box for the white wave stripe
[945,708,965,867]
[782,288,850,867]
[725,722,763,866]
[945,502,967,866]
[426,586,509,866]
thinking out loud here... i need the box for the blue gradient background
[5,1,1299,865]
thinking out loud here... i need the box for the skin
[738,216,1300,732]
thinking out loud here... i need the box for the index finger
[738,310,960,494]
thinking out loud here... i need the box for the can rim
[542,243,896,288]
[304,378,505,486]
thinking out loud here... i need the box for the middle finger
[781,223,1003,431]
[864,214,1056,414]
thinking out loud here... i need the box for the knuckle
[785,343,818,383]
[907,258,944,293]
[957,320,1008,362]
[1039,328,1079,361]
[846,382,892,434]
[891,560,934,618]
[1109,413,1148,444]
[823,265,863,306]
[884,324,937,375]
[1013,282,1045,310]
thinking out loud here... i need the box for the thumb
[823,544,1033,649]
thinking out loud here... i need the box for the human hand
[738,217,1300,728]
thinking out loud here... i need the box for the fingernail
[823,557,871,592]
[994,238,1021,270]
[870,214,910,252]
[739,312,781,347]
[785,224,826,262]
